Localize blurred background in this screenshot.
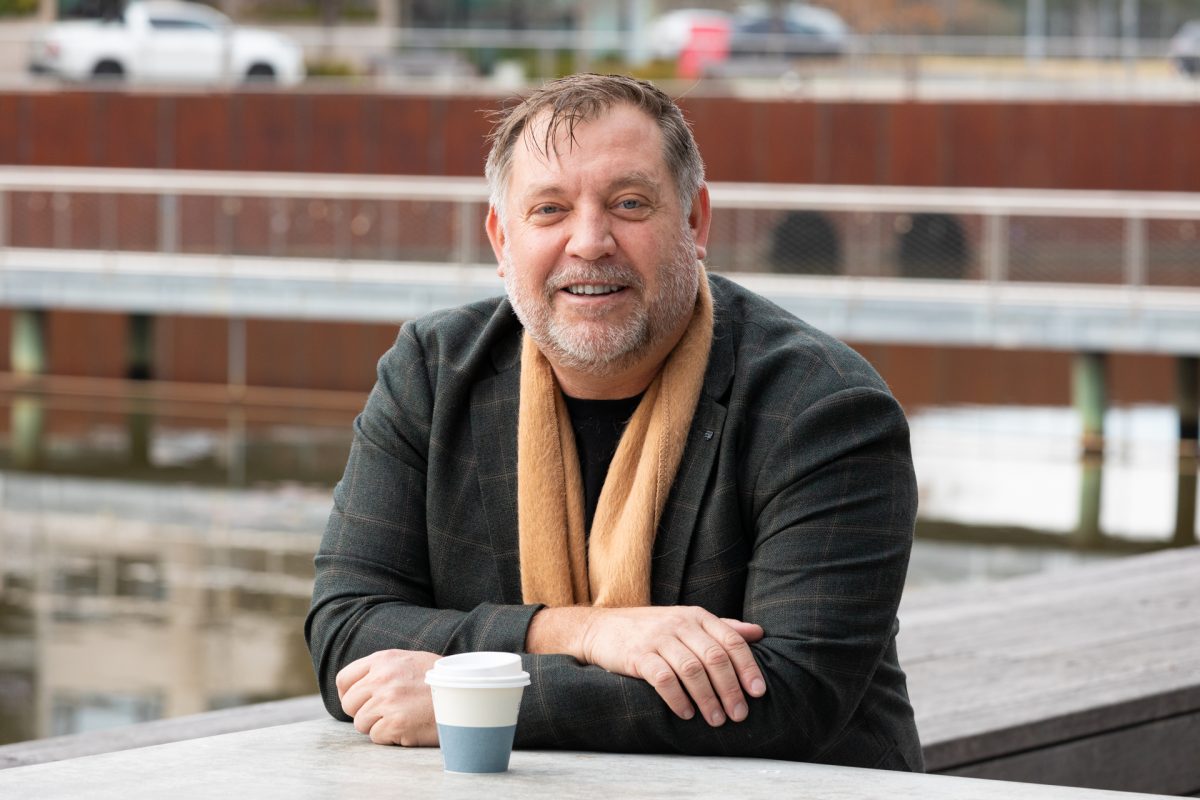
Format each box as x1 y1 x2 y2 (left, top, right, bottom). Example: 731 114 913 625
0 0 1198 751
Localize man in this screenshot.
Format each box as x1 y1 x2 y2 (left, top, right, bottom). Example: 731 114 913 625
306 73 922 770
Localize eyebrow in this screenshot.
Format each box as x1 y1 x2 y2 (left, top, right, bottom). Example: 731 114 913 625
521 171 663 203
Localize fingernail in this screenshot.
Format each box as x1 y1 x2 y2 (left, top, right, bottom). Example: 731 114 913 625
733 702 748 721
710 710 725 726
751 679 766 696
681 707 694 720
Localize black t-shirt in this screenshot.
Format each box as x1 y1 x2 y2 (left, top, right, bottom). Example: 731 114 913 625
562 392 644 534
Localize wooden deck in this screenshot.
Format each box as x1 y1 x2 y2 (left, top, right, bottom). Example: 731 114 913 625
902 545 1200 795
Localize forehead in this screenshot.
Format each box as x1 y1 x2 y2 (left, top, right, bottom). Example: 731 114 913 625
510 104 669 186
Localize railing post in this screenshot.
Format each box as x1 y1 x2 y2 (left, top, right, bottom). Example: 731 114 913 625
52 192 70 250
455 200 477 265
983 213 1008 283
159 193 179 254
1123 214 1146 287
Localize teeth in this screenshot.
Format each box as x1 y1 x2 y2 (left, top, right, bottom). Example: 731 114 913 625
566 284 621 296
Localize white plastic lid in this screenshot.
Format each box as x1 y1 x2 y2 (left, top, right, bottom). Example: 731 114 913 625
424 651 531 689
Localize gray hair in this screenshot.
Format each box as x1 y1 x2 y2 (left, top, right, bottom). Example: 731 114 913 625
484 73 705 224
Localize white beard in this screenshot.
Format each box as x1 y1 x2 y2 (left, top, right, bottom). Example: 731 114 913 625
502 226 700 377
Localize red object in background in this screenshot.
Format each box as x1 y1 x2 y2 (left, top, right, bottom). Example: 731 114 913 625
677 22 730 79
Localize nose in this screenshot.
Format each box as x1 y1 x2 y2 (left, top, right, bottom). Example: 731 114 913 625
565 206 616 262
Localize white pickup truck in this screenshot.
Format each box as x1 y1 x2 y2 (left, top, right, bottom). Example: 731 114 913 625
29 0 306 85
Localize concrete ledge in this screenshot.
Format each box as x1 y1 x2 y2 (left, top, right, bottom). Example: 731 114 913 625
0 695 325 770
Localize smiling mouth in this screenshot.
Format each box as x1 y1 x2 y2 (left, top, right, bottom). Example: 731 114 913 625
563 284 625 296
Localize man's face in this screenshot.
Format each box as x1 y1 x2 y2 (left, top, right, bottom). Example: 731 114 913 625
486 104 711 378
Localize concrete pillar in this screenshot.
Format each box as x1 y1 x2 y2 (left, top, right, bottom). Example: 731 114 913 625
1176 456 1198 547
1179 356 1199 456
11 310 47 469
1075 454 1104 546
127 314 155 467
11 309 47 377
127 314 155 381
11 398 45 470
1177 356 1199 546
1073 352 1107 455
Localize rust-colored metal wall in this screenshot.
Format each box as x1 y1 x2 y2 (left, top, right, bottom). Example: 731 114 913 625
2 90 1199 190
0 90 1189 404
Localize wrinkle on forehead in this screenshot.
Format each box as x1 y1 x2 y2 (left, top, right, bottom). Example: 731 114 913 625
520 102 655 169
521 170 663 203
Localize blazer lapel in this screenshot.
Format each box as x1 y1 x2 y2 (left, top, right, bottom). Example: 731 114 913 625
651 287 735 606
470 337 523 605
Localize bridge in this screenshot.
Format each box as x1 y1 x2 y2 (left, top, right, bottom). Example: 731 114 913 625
1 166 1198 450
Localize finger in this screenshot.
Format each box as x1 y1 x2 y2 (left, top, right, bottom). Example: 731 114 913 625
339 683 371 718
335 656 374 698
674 628 745 724
721 618 765 643
658 639 727 727
634 652 695 721
353 702 382 737
713 619 768 698
369 716 400 746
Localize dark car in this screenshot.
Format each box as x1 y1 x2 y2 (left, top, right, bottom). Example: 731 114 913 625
727 2 849 60
1169 20 1200 76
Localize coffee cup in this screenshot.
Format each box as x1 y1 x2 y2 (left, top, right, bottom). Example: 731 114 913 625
424 651 530 774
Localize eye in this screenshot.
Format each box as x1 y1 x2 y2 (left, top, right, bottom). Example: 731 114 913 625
535 204 561 215
618 199 642 210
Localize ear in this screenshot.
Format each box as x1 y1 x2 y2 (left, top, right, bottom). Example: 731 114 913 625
486 205 507 277
687 184 712 261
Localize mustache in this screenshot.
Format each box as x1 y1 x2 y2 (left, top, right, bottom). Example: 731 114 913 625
544 263 644 294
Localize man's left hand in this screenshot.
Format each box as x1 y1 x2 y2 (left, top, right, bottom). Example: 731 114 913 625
336 649 441 746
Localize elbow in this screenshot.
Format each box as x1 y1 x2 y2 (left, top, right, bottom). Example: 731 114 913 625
304 602 351 722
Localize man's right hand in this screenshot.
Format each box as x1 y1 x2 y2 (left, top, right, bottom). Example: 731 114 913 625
526 606 766 727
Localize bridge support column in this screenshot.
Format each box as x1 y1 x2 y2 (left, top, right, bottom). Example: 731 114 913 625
1076 455 1104 546
1176 356 1198 545
1073 352 1107 455
10 310 47 469
1073 352 1107 543
127 314 155 467
1179 356 1199 455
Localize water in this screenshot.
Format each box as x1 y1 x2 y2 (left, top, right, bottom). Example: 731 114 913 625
0 392 1193 746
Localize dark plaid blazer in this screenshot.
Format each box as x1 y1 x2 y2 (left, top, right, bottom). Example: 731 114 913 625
306 274 923 771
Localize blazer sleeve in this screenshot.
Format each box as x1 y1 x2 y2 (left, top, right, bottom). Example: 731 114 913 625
511 385 917 762
305 324 542 719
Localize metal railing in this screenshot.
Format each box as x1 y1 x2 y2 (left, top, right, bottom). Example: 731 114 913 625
1 166 1198 353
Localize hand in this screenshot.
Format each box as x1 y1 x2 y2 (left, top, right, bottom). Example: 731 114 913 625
579 606 766 727
336 649 441 746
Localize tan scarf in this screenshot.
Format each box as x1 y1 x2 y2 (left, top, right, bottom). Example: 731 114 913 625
517 273 713 608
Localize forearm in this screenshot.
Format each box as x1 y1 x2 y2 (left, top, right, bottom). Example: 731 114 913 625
524 605 591 659
514 642 828 760
306 591 541 719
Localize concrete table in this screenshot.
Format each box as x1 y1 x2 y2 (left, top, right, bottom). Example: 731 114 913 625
0 719 1176 799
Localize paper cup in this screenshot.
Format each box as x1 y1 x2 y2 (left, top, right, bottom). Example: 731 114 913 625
425 652 530 774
